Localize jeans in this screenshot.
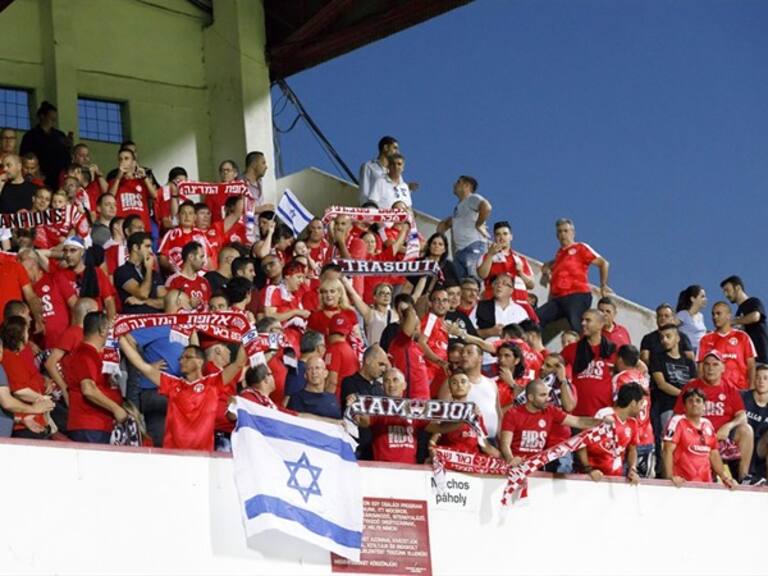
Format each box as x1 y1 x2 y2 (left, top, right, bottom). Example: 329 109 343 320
69 430 111 444
453 240 488 280
537 292 593 333
140 388 168 448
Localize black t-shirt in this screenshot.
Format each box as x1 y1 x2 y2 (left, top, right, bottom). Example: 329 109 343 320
205 270 229 294
741 389 768 476
737 297 768 363
379 322 400 352
0 180 36 213
19 125 70 190
113 261 162 314
641 329 692 359
649 351 697 413
341 373 384 461
445 309 478 342
287 389 341 419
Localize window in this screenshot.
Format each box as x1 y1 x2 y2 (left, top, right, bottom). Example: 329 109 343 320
0 87 31 130
78 98 125 143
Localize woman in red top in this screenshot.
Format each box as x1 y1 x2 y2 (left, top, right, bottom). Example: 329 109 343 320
307 278 357 337
1 316 53 438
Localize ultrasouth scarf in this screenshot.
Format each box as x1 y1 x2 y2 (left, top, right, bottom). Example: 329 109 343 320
336 258 441 277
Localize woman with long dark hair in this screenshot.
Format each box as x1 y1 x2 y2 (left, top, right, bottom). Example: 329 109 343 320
676 285 707 353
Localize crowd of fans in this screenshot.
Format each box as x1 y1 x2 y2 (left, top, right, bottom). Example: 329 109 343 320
0 105 766 490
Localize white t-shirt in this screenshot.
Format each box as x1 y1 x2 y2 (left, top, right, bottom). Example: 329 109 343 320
467 374 499 438
451 193 486 250
359 159 386 204
369 175 411 209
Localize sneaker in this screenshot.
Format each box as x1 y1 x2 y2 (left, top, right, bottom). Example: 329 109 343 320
739 475 767 486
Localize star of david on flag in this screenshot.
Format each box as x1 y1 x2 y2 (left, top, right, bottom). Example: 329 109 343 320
277 189 314 236
231 397 363 560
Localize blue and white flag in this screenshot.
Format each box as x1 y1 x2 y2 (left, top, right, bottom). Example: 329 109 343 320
231 397 363 560
277 189 314 236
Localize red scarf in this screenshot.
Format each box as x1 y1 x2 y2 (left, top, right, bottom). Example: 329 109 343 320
177 180 248 197
322 205 412 225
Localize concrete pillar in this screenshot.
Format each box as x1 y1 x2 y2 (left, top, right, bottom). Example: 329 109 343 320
204 0 276 203
39 0 78 135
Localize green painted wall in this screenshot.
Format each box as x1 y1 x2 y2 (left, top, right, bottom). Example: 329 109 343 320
0 0 275 197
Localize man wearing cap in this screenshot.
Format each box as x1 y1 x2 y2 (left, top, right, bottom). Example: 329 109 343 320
54 236 117 320
324 312 360 397
664 387 736 488
674 350 754 483
697 301 756 390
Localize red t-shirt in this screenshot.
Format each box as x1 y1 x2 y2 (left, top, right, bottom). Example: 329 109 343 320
562 341 617 416
165 272 212 310
550 242 598 298
603 324 631 348
103 241 127 277
158 227 212 272
159 371 224 451
673 379 745 431
325 340 360 398
51 259 116 311
613 368 654 446
664 415 717 482
34 271 76 349
586 407 637 476
239 388 298 415
501 404 567 456
388 332 430 400
307 308 356 337
54 325 84 353
268 352 288 406
3 347 47 430
421 312 448 381
696 330 756 390
62 342 122 432
479 249 533 302
437 416 487 455
308 239 331 266
370 415 427 464
204 360 238 434
0 253 31 322
110 177 152 231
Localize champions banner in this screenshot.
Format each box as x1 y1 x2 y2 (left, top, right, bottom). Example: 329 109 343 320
0 208 65 229
177 180 248 197
345 395 485 440
432 422 618 505
336 259 440 277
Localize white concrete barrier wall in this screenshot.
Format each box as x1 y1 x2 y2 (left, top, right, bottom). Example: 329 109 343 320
0 439 764 576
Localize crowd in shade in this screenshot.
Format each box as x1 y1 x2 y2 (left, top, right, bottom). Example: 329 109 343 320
0 107 766 489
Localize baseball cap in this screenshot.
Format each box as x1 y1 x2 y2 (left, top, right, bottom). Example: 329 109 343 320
329 312 355 337
62 236 85 250
703 350 724 362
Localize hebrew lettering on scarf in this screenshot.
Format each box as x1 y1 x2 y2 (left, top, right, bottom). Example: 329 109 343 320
322 206 413 225
345 395 485 440
431 422 618 505
0 208 65 229
336 258 441 277
177 180 248 197
104 312 288 374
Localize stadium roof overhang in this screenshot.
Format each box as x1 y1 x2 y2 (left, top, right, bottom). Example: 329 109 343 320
264 0 473 79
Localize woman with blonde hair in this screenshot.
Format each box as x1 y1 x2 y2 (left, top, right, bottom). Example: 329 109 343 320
307 277 357 337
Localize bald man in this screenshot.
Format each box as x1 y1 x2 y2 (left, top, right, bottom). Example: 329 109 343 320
0 153 37 212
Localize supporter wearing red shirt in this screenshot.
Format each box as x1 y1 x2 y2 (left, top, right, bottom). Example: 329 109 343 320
697 302 756 390
120 341 247 451
477 221 535 303
17 249 68 344
158 201 212 273
1 316 51 438
324 312 360 398
577 382 645 481
104 214 145 277
419 287 450 387
232 364 297 416
456 277 480 327
107 148 156 232
664 388 736 488
493 342 525 407
537 218 610 333
263 261 311 353
501 378 603 465
53 237 117 319
388 305 431 400
674 351 753 482
307 278 356 337
357 368 453 465
433 371 500 456
203 196 247 269
612 346 654 477
537 354 578 452
305 218 331 266
61 311 124 444
153 166 187 232
597 297 632 348
562 309 617 417
165 241 212 311
0 251 44 331
330 214 366 296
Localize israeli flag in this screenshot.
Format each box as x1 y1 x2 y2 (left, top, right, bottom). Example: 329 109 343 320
231 397 363 561
277 189 314 236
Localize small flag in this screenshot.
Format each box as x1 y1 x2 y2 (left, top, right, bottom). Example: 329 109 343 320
231 398 363 560
404 225 421 260
277 189 314 236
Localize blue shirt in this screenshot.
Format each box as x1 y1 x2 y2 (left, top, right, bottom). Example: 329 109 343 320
287 389 341 419
131 326 184 390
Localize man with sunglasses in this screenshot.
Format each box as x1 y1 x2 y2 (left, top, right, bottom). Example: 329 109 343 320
664 387 736 488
